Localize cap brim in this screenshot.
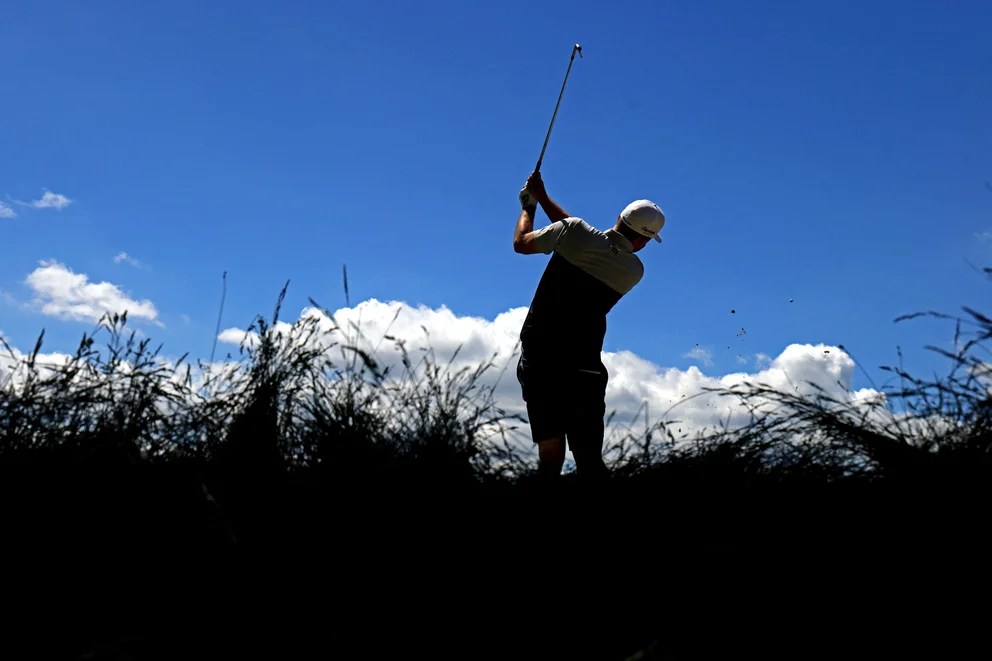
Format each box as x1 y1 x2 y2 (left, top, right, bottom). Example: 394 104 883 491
652 234 662 243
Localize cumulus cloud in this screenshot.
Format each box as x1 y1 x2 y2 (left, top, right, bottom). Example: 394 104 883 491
975 230 992 244
220 300 525 421
218 299 882 443
0 339 73 389
683 346 713 367
24 260 160 325
0 202 15 219
29 191 72 210
217 327 261 349
1 297 891 468
607 343 863 426
113 252 143 268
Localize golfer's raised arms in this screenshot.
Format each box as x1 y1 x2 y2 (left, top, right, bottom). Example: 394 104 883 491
514 172 571 254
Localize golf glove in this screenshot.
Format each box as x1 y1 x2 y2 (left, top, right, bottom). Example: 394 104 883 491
519 186 539 210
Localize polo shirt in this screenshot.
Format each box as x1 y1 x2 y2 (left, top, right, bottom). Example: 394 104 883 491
519 217 644 371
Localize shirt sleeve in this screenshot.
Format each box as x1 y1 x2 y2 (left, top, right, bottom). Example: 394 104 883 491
530 218 576 254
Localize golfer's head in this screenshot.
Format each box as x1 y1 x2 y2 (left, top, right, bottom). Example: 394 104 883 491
617 200 665 251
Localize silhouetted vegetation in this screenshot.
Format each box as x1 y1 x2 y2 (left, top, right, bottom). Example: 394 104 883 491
2 281 989 660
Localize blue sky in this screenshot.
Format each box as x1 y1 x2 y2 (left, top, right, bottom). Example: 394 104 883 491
2 0 990 395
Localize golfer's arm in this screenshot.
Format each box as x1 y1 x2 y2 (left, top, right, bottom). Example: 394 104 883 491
538 195 570 223
513 207 540 254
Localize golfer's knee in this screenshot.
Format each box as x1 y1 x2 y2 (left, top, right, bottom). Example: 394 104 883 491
537 438 565 476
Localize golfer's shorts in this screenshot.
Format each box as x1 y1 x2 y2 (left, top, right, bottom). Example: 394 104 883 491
516 355 608 451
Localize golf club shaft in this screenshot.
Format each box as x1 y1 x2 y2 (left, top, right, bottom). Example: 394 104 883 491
536 44 582 172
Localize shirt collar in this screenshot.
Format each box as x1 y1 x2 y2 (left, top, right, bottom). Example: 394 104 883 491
605 228 634 253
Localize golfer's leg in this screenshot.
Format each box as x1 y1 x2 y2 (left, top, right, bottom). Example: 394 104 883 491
537 437 566 479
571 443 607 480
568 371 609 480
518 357 566 480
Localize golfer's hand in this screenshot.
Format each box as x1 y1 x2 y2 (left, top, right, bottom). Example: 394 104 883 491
519 185 538 210
519 171 548 209
525 171 548 205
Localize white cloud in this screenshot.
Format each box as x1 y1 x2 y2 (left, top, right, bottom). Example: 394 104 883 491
975 231 992 243
218 328 260 349
113 252 143 268
755 353 772 368
0 202 15 219
0 338 73 389
29 191 72 210
218 299 882 446
1 297 891 470
683 346 714 367
602 342 871 434
24 260 160 325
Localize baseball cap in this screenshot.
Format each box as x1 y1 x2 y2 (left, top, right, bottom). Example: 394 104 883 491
620 200 665 243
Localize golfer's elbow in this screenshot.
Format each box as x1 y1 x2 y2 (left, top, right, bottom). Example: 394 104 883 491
514 208 537 253
513 234 537 254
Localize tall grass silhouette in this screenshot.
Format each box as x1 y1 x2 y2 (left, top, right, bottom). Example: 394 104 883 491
0 285 526 478
598 296 992 494
1 277 989 660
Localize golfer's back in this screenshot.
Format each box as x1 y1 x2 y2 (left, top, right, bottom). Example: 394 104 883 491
520 218 643 371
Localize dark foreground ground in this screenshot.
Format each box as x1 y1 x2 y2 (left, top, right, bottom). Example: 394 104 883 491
3 462 989 660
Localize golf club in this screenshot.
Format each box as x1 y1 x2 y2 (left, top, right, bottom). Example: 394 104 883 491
535 43 582 172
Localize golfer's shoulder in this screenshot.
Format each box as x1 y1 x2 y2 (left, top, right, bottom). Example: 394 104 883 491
565 216 593 229
557 216 598 241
